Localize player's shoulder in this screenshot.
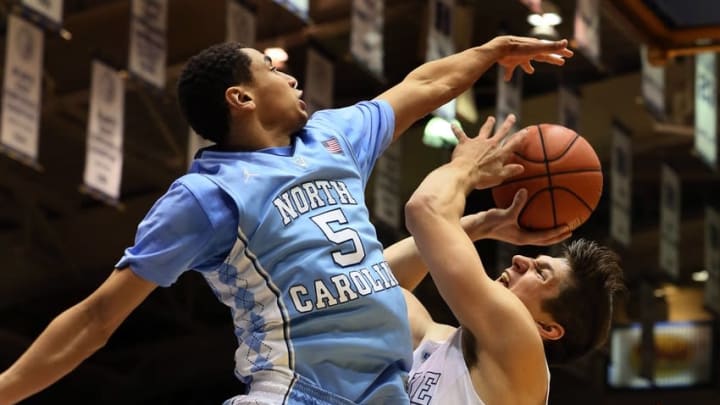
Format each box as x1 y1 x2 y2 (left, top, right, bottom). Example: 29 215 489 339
308 100 391 125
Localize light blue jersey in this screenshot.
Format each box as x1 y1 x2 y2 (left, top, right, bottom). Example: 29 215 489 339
117 100 412 404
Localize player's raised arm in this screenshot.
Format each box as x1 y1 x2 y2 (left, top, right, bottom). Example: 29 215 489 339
376 36 572 140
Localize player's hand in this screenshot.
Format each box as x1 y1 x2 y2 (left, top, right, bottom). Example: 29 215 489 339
450 115 527 191
486 36 574 81
463 188 571 245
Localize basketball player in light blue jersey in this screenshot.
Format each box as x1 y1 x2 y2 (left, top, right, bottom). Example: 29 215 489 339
384 116 625 404
0 37 573 404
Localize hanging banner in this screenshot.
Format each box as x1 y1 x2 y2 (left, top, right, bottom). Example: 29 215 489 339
0 15 44 165
694 52 717 169
427 0 456 121
496 68 522 133
128 0 168 89
21 0 63 26
273 0 309 21
641 46 665 121
187 127 213 169
659 165 681 278
705 206 720 315
226 0 256 45
350 0 384 78
83 61 125 201
373 143 402 231
574 0 601 67
558 86 580 131
304 48 334 115
610 122 632 246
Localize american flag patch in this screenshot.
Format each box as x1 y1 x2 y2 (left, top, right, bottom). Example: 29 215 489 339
322 137 344 154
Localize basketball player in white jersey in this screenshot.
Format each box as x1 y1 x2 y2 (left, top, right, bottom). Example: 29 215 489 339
386 115 624 404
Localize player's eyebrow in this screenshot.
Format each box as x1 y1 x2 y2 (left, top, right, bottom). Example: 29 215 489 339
535 256 556 275
264 55 273 65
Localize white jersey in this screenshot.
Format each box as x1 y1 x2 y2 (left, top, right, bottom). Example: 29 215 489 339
408 328 551 405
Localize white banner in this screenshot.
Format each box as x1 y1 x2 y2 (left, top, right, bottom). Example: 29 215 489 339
427 0 456 120
187 127 213 169
21 0 63 26
304 48 334 115
694 53 717 169
659 165 681 278
350 0 384 77
0 15 44 163
705 206 720 314
83 61 125 201
496 68 522 133
226 0 256 45
574 0 600 67
273 0 309 21
641 46 665 120
558 86 580 131
610 122 632 246
129 0 168 89
373 143 402 231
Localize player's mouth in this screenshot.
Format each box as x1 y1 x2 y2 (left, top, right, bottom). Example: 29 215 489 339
498 271 510 288
298 91 306 110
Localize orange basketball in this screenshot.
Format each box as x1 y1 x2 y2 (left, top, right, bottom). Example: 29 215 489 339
491 124 603 230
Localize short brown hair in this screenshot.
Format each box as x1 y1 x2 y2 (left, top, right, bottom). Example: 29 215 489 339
542 239 625 364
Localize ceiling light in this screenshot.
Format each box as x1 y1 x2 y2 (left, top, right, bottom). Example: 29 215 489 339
264 47 289 63
527 13 562 27
527 1 562 27
692 270 709 283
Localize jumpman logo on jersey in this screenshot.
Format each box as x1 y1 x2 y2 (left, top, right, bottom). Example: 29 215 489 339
294 157 308 167
242 168 258 182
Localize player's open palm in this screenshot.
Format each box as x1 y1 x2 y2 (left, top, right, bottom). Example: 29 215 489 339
491 36 574 81
450 114 527 190
481 188 572 245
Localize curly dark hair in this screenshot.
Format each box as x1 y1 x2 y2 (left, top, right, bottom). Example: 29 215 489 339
177 42 253 144
542 239 625 364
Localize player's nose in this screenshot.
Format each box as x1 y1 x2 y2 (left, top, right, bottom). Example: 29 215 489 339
511 255 530 273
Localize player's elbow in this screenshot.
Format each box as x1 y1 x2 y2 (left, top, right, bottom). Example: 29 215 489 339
405 193 441 233
75 300 115 351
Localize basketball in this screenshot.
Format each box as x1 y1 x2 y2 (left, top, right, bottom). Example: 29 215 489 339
491 124 603 230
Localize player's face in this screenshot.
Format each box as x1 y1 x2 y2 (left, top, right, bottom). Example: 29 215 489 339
242 48 308 133
496 254 571 321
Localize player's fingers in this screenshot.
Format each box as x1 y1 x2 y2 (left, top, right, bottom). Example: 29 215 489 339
538 226 572 245
500 126 528 153
521 61 535 75
492 114 516 141
535 38 569 53
533 53 567 65
477 116 496 139
503 163 525 178
508 188 528 212
451 124 470 143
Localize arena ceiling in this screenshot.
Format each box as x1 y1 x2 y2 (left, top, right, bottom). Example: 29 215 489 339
0 0 718 403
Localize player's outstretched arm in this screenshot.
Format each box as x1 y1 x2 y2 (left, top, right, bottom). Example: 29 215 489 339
386 198 570 292
376 36 572 140
0 268 156 405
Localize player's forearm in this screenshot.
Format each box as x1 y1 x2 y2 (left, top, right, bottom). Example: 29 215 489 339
0 302 109 404
402 43 500 112
384 236 428 291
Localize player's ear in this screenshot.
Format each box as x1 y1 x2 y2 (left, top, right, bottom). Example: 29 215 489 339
226 86 254 112
537 321 564 341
